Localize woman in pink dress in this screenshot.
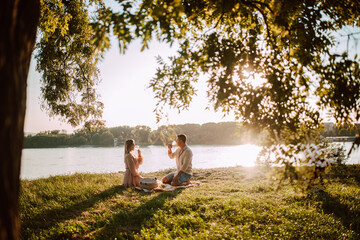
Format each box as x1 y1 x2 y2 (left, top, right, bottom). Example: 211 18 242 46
122 139 143 187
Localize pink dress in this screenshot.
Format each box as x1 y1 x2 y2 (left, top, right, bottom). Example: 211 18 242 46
122 153 143 187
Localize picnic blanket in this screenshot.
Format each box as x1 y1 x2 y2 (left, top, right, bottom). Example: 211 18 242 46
136 180 200 192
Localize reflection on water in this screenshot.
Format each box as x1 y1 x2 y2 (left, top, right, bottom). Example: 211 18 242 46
21 142 359 180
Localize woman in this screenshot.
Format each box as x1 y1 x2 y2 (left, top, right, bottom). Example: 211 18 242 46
122 139 143 188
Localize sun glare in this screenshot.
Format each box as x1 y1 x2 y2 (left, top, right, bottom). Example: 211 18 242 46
232 66 267 89
219 144 262 167
242 70 267 88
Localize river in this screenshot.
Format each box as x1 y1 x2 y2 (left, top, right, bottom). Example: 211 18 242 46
21 142 359 180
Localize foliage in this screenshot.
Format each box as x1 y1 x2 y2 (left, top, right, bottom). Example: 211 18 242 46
99 131 115 146
36 0 186 130
24 128 114 147
84 129 115 146
20 166 360 239
37 0 107 129
24 135 69 148
68 136 88 146
258 142 349 191
322 123 360 137
315 53 360 126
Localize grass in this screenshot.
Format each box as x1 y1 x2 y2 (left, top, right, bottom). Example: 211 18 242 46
20 165 360 239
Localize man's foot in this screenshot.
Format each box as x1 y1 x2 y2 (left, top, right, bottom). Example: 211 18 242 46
171 180 180 186
162 177 169 184
180 180 191 186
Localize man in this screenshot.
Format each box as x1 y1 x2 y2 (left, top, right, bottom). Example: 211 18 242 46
162 134 193 186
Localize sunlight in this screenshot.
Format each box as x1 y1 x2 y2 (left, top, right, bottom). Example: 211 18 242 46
242 70 267 88
216 144 262 168
232 65 267 89
235 144 262 167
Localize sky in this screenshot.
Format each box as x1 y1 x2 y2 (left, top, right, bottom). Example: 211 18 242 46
24 39 236 134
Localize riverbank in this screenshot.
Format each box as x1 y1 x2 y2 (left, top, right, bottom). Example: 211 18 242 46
20 165 360 239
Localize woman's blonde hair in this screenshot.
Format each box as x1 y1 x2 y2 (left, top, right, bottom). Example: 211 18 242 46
124 139 135 156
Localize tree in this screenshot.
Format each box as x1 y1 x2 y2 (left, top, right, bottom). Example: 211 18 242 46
50 130 60 135
99 131 115 146
69 135 88 146
131 125 151 144
1 1 40 239
109 126 135 143
88 129 114 146
1 0 109 237
2 0 360 238
36 0 105 129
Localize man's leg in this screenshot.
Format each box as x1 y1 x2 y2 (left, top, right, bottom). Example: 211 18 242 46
162 172 174 184
178 173 192 186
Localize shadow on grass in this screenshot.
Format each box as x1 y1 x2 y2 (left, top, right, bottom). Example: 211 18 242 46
93 189 184 239
317 191 360 236
21 185 125 238
327 164 360 186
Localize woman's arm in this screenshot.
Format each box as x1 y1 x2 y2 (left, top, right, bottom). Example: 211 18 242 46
137 149 143 165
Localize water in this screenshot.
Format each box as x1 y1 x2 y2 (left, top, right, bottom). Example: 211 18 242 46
21 143 359 180
21 144 261 180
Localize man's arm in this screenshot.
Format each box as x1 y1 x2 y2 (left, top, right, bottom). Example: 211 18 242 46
168 145 177 159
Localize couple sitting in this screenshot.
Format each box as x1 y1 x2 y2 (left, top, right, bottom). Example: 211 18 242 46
122 134 193 188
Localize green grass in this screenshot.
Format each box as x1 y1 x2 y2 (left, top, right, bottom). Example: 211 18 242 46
20 166 360 239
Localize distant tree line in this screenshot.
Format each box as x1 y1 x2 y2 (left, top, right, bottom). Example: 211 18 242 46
322 123 360 137
24 122 263 148
24 122 358 148
24 128 115 148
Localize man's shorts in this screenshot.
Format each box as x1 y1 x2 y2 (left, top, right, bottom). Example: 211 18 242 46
163 172 192 183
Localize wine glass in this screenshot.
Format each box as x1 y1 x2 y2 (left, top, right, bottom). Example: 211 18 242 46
133 145 140 155
168 141 176 149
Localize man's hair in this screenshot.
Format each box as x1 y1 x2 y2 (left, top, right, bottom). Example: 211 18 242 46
177 134 187 144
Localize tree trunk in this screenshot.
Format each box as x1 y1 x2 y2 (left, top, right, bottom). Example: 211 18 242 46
0 0 39 239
